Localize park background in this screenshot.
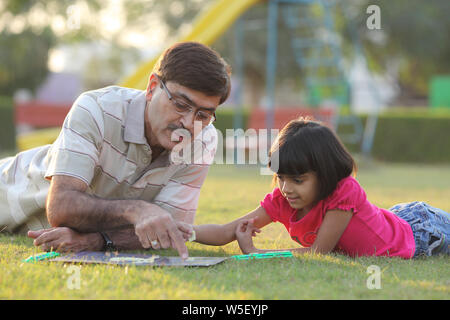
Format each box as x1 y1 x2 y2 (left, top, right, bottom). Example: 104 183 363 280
0 0 449 300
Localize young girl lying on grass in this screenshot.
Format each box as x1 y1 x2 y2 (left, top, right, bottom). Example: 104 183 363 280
188 118 450 259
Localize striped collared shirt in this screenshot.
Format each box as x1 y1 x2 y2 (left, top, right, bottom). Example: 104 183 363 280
0 86 217 233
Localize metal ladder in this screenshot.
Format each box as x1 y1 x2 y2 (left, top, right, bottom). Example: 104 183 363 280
278 0 363 144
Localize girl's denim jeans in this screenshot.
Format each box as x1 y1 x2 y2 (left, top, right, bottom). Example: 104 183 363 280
389 201 450 257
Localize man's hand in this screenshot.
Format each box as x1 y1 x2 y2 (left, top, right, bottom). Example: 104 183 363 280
28 227 104 253
132 204 189 259
45 176 191 258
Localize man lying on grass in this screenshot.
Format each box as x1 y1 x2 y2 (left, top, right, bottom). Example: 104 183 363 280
0 42 231 259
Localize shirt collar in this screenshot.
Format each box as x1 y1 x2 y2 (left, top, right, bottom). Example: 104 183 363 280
124 90 148 145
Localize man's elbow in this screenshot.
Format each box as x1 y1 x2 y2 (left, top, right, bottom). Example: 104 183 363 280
46 207 65 228
46 197 68 227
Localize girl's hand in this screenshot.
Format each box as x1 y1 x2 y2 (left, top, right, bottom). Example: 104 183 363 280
175 221 194 242
235 219 261 254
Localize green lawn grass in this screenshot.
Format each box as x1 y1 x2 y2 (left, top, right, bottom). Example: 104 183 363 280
1 161 449 299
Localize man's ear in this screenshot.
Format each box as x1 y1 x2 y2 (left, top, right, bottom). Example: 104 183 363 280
146 73 159 100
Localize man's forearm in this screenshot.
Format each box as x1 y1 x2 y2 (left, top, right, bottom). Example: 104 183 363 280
47 189 149 232
46 176 189 258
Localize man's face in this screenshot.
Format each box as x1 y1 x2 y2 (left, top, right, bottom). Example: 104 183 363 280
144 74 221 151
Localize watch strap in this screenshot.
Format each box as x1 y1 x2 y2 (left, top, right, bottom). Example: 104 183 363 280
99 231 116 252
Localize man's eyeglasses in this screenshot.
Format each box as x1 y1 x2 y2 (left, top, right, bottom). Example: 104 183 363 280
156 75 216 126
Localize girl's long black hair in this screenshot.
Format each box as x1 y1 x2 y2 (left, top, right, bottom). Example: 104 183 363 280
268 117 357 201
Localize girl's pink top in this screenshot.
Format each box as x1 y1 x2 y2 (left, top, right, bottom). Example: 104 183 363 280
260 176 415 258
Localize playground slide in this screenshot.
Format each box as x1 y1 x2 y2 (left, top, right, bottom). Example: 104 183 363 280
120 0 260 89
18 0 260 151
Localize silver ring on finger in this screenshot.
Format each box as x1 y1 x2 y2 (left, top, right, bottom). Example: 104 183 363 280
151 240 159 248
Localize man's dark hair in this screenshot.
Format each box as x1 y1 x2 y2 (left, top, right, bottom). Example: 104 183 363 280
268 117 357 201
153 41 232 104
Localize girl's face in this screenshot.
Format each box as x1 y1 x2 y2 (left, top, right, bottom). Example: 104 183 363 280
277 172 320 212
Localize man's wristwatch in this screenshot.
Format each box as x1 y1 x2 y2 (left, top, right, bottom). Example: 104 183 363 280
99 231 117 252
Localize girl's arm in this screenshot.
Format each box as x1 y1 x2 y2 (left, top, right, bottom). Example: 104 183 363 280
309 209 353 254
193 206 273 246
237 209 353 255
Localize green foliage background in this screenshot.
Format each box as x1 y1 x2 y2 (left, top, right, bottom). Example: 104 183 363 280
214 108 450 163
0 96 16 152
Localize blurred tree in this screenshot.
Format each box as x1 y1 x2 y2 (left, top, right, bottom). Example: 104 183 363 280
0 0 102 95
212 3 304 106
123 0 209 38
0 27 54 96
0 0 145 95
340 0 450 98
122 0 302 106
2 0 448 102
143 0 450 102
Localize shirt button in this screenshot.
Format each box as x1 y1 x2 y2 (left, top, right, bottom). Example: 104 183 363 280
142 157 149 164
143 145 150 152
